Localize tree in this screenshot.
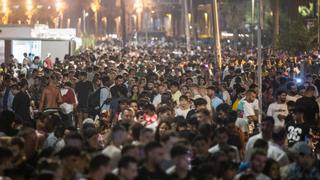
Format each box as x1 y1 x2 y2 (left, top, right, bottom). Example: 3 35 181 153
272 0 280 49
278 17 311 53
219 0 248 50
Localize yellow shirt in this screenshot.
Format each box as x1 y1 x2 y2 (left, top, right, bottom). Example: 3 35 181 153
232 99 240 111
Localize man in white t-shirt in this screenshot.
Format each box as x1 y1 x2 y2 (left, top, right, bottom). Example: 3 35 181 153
244 116 288 167
267 90 288 128
153 84 167 108
236 89 257 136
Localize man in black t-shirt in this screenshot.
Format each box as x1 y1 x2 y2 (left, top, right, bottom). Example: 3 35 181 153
110 75 128 98
12 79 32 125
286 107 310 147
136 142 168 180
295 86 319 128
75 72 94 128
110 75 128 112
169 145 193 180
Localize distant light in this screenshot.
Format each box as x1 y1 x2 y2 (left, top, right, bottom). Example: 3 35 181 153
13 5 20 9
2 0 8 14
85 12 89 17
48 6 51 9
37 5 43 9
55 0 65 12
151 10 155 14
221 31 234 37
26 0 33 11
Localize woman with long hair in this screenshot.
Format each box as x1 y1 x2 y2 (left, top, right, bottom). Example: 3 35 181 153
130 85 139 101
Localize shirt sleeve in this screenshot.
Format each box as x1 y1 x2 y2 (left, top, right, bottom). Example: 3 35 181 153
267 104 273 116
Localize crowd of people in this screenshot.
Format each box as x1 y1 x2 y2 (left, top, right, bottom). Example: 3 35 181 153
0 44 320 180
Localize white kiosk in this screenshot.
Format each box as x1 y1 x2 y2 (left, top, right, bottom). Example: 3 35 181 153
0 24 81 64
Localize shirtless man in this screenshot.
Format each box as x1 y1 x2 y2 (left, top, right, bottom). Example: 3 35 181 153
39 74 62 113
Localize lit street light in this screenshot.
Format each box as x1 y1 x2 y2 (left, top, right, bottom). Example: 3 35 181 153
26 0 34 24
91 0 101 35
1 0 9 24
134 0 143 31
56 0 65 28
102 17 107 35
83 10 89 34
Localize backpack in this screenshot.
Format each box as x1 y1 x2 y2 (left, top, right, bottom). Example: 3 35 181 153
88 88 103 115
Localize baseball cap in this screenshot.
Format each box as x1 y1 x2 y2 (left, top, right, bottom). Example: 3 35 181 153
289 142 312 156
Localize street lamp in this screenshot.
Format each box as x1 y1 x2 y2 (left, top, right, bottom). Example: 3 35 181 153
134 0 143 31
166 13 172 36
83 10 89 34
77 18 81 31
251 0 255 48
56 0 65 28
67 18 70 28
91 0 101 35
1 0 9 24
26 0 33 24
102 17 107 35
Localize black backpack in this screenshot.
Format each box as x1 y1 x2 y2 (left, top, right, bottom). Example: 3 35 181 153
88 87 103 115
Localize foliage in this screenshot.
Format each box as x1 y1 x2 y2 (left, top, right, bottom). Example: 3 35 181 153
278 17 313 53
82 35 96 48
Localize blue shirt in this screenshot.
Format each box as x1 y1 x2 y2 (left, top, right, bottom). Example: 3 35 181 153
211 96 223 110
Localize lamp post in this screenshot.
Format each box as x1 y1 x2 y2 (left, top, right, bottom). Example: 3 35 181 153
318 0 320 45
212 0 222 74
134 0 143 32
183 0 191 53
56 0 65 28
1 0 9 24
26 0 33 24
257 0 263 121
83 10 89 34
121 0 127 47
251 0 255 48
102 17 107 35
91 0 101 35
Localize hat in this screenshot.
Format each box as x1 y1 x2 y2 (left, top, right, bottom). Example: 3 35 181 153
289 142 312 156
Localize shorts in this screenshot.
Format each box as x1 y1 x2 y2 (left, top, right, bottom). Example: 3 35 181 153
43 108 60 115
60 112 75 128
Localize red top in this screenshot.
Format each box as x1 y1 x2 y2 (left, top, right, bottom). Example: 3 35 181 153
62 88 76 104
44 57 53 69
